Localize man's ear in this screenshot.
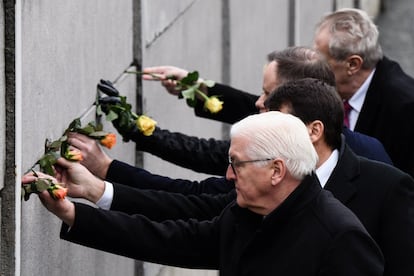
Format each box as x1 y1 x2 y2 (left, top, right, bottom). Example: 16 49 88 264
346 55 363 75
307 120 324 143
271 159 285 186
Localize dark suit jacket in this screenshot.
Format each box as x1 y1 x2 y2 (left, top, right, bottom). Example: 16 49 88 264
354 56 414 176
61 175 384 276
105 136 414 276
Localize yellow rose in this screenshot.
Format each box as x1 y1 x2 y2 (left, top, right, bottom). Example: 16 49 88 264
204 96 223 113
136 115 157 136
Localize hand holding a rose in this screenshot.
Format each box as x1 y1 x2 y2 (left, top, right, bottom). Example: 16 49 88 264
67 132 113 179
22 156 106 207
142 65 192 96
52 157 106 203
22 171 75 227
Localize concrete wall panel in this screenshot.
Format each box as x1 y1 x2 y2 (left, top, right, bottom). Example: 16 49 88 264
295 0 333 46
19 1 136 275
141 1 222 275
0 0 4 201
142 0 223 181
230 0 290 95
0 0 4 260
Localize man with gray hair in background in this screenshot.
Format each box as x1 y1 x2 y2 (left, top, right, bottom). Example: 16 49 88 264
313 8 414 177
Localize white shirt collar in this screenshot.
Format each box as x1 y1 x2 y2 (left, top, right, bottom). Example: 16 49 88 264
316 149 339 187
347 69 376 130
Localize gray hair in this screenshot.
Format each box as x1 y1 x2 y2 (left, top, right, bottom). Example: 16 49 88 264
314 8 383 69
267 46 336 87
230 111 318 180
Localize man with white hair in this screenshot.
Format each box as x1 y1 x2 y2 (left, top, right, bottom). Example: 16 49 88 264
23 111 384 275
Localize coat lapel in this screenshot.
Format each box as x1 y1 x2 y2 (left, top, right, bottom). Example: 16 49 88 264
355 57 389 133
324 137 359 204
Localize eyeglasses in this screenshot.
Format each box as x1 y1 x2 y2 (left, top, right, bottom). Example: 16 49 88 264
228 156 274 176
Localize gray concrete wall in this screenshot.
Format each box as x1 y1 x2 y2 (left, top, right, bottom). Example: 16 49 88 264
19 1 136 276
0 0 5 271
377 0 414 76
142 0 224 182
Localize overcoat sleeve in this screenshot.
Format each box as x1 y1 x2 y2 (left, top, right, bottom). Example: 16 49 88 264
194 83 258 124
106 159 235 195
129 127 229 176
61 202 221 269
379 172 414 275
110 182 236 221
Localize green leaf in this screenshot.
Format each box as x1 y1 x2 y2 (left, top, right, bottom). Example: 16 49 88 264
181 87 196 100
22 188 28 201
180 71 199 85
106 110 119 121
35 179 50 192
79 124 95 135
38 153 57 168
67 118 82 131
60 141 69 158
89 131 107 138
48 140 62 151
37 152 58 176
203 80 215 87
96 105 104 116
95 123 104 131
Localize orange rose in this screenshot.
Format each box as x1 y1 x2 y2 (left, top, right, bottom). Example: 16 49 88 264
48 183 68 200
100 133 116 149
64 148 83 161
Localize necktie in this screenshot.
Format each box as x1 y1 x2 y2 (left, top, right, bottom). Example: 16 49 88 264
343 100 352 128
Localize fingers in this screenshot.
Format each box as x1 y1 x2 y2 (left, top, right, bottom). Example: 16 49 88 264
142 73 166 81
142 66 170 80
21 173 37 184
55 157 75 169
38 190 75 226
67 132 93 144
142 66 188 81
67 132 97 158
22 171 55 184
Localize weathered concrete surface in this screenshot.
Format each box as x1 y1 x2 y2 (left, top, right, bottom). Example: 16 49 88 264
377 0 414 76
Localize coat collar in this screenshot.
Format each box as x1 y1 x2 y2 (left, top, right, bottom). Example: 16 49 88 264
324 135 360 203
231 173 322 228
355 56 394 132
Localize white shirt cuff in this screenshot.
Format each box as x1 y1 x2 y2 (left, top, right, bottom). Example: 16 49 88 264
95 181 114 210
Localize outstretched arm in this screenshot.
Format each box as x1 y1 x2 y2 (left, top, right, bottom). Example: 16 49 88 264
107 159 235 195
110 183 236 221
128 127 230 176
142 65 259 124
194 83 259 124
60 203 222 269
23 174 222 269
68 132 235 194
